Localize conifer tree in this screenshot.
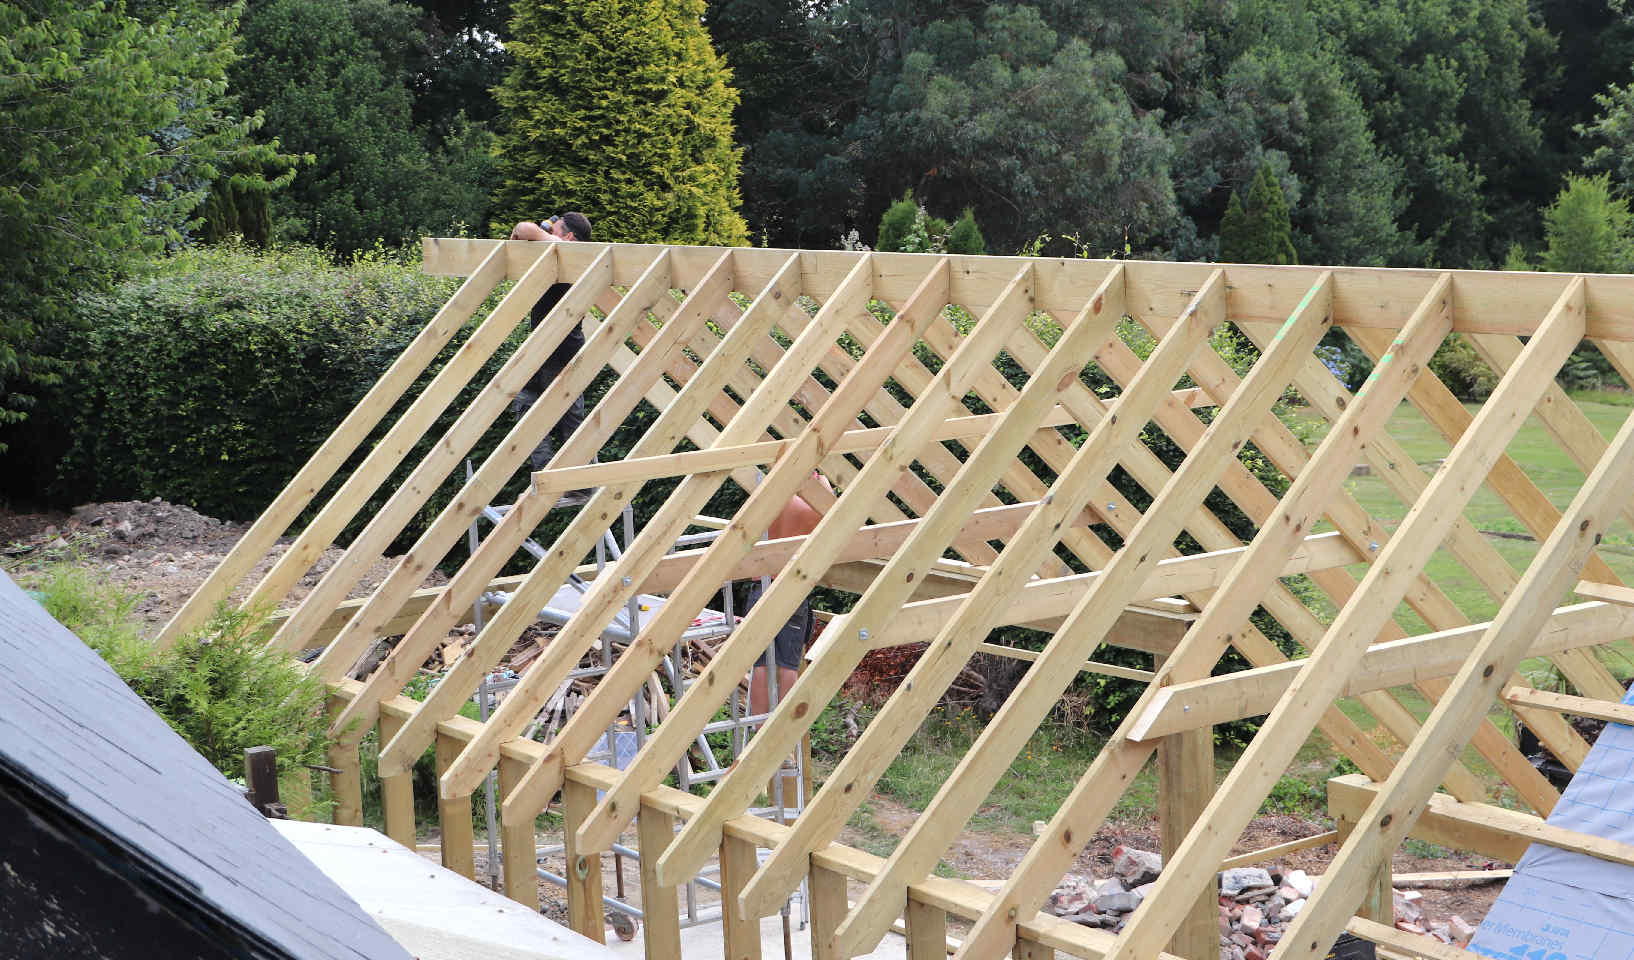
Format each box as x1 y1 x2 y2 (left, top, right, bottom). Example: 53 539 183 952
493 0 748 245
947 208 986 255
1218 162 1298 265
1541 173 1634 274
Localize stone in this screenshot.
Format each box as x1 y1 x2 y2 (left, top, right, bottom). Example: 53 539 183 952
1231 933 1253 948
1239 906 1263 933
1277 898 1305 922
1093 877 1129 897
1093 890 1144 914
1392 890 1422 923
1220 867 1275 897
1047 877 1093 916
1396 921 1426 935
1450 916 1477 942
1245 946 1266 960
1234 886 1277 903
1284 869 1314 898
1430 923 1452 944
1113 845 1164 886
1135 882 1157 900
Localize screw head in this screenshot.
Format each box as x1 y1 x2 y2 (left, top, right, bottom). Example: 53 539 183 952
859 628 870 641
622 576 632 586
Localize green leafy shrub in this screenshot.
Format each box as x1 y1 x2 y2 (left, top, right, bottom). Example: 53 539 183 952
26 564 330 782
1428 333 1499 401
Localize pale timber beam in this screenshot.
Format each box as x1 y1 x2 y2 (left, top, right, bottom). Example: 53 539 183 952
1129 601 1634 738
158 245 510 648
1097 275 1586 960
1501 686 1634 727
268 246 612 655
1279 394 1634 960
843 269 1321 958
1577 580 1634 607
529 405 1083 495
864 530 1362 650
421 239 1634 341
571 261 1049 855
954 273 1456 960
650 265 1129 890
1326 774 1634 866
471 256 944 813
374 250 795 776
328 248 684 740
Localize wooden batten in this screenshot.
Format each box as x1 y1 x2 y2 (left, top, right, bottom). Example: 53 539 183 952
169 240 1634 960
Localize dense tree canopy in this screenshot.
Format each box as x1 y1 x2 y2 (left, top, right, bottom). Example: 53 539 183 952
234 0 494 252
15 0 1634 462
0 0 281 450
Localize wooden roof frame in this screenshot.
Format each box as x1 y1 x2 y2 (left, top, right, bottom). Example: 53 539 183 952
164 240 1634 960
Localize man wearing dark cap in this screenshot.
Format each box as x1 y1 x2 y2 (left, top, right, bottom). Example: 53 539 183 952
508 213 594 492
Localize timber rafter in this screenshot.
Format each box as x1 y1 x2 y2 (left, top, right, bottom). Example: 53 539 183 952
172 240 1634 960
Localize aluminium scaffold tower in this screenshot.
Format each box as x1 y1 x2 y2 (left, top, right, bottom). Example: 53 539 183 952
165 239 1634 960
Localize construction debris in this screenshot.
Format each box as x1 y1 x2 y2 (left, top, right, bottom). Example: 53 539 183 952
1043 847 1488 956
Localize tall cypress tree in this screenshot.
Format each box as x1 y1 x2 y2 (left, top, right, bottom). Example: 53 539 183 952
493 0 748 245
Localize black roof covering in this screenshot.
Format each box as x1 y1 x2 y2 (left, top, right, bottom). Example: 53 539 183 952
0 570 410 960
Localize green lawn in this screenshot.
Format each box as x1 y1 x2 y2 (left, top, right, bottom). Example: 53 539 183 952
1283 394 1634 643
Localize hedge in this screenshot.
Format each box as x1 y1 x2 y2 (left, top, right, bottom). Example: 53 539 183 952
36 244 466 522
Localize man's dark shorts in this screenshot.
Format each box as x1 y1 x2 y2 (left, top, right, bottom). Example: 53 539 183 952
743 580 814 671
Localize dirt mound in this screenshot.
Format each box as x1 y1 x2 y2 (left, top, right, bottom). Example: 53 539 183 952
3 498 436 631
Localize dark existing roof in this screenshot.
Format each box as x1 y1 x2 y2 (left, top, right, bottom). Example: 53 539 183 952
0 570 410 960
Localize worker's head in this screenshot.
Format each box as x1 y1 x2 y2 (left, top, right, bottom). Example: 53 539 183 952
551 212 593 242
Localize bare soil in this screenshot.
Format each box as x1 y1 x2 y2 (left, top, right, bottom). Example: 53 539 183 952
0 498 435 630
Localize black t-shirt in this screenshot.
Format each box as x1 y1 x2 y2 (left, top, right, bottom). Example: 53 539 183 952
528 281 584 391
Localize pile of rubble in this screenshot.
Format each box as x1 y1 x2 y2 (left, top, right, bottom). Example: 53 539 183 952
1045 846 1480 959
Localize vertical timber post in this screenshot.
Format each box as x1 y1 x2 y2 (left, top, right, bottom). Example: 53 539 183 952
809 864 848 960
1159 705 1217 959
1336 811 1394 924
638 801 682 960
564 777 606 943
497 755 537 906
328 695 364 827
435 732 476 879
906 895 949 960
721 833 762 960
377 712 416 849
